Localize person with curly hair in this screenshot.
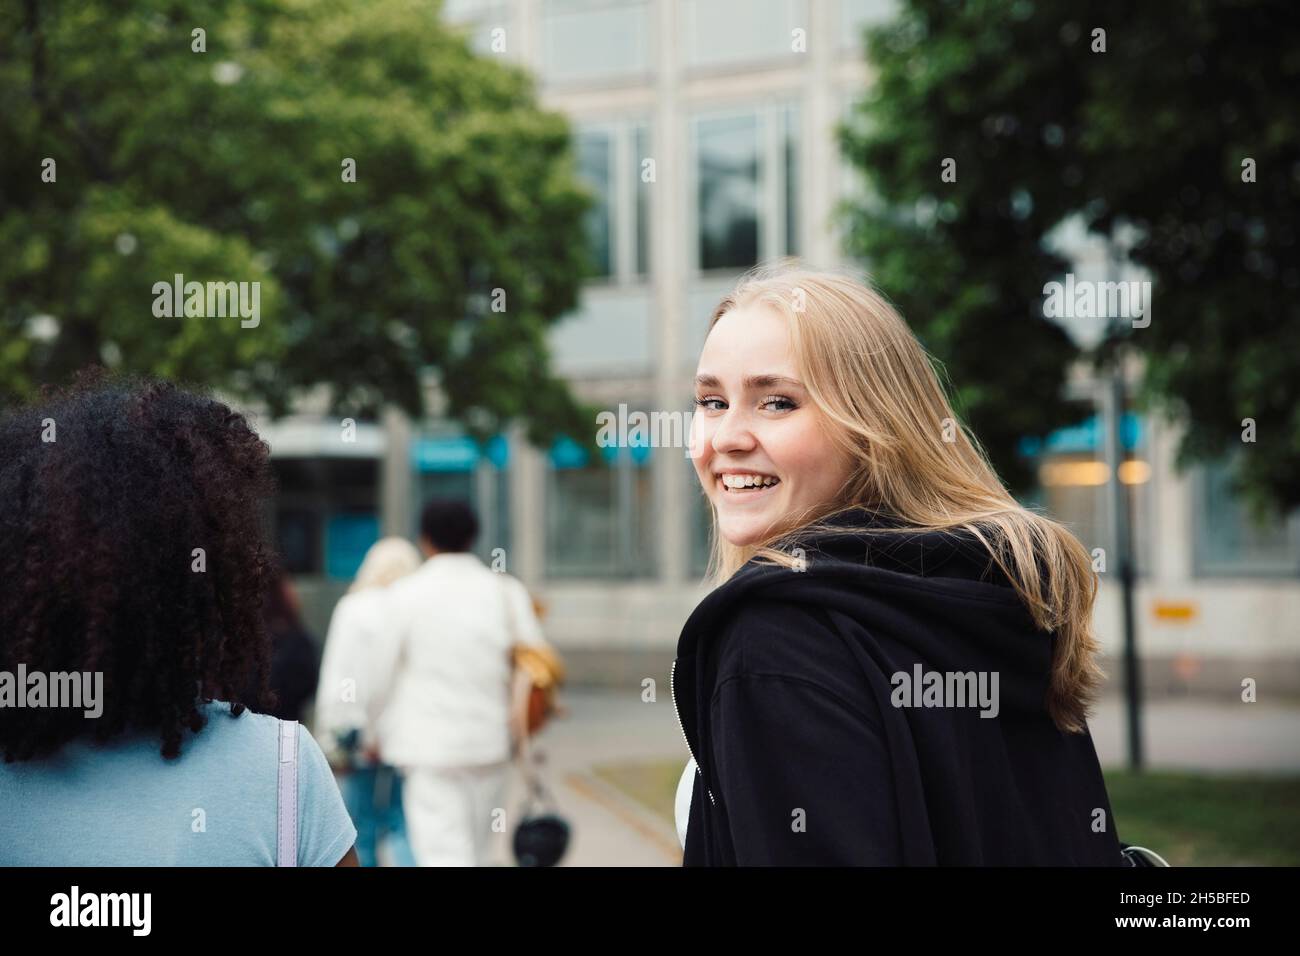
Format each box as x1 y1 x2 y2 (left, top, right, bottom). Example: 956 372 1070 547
0 372 358 866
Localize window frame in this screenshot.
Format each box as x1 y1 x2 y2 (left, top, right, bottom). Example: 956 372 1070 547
543 435 658 581
1191 457 1300 579
687 99 803 278
574 117 654 287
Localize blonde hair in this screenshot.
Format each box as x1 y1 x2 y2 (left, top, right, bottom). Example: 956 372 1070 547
703 261 1104 734
350 536 421 592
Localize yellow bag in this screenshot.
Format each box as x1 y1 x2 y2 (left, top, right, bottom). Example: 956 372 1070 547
511 642 566 735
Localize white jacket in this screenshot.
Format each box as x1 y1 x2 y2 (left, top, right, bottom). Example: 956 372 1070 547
369 553 546 769
315 587 397 753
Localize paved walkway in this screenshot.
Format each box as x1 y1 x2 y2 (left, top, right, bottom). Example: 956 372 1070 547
487 689 1300 867
496 688 687 866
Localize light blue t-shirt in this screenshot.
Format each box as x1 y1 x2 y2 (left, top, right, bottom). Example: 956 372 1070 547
0 701 357 866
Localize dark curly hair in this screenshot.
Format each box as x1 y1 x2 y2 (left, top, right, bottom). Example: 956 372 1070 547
0 370 277 761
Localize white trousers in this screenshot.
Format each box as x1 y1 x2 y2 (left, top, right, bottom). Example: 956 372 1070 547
402 761 511 866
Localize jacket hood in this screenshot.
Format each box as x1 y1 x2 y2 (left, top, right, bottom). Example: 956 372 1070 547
672 508 1059 794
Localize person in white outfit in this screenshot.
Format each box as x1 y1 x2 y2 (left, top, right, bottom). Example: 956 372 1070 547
316 537 423 867
316 537 423 754
370 498 547 867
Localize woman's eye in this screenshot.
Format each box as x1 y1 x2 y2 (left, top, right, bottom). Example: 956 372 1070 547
693 394 795 412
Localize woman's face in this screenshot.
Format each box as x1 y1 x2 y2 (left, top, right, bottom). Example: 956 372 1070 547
691 302 855 547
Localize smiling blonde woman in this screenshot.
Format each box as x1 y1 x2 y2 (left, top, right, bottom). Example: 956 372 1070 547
672 262 1123 866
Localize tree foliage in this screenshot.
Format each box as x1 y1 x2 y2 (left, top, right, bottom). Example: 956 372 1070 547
841 0 1299 509
1 0 595 445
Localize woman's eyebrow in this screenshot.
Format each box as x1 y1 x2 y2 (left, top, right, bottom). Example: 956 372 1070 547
694 373 804 390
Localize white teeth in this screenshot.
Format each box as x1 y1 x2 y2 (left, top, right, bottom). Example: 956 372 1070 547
721 474 779 490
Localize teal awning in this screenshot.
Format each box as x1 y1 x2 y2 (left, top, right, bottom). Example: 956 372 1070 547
411 433 510 472
1018 413 1143 457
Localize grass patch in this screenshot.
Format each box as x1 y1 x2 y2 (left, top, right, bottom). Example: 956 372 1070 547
1104 768 1300 866
591 760 682 828
591 759 1300 865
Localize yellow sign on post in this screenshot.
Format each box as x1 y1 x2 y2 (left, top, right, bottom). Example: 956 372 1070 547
1152 601 1197 622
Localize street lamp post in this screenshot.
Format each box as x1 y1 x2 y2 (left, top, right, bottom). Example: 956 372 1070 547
1102 358 1143 771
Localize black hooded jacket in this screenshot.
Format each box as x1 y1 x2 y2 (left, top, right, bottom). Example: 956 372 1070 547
672 508 1123 866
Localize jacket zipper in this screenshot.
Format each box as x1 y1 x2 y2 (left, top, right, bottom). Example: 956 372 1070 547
670 657 717 806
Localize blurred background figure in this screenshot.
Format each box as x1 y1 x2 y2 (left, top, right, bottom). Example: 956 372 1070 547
263 564 320 723
373 498 553 866
317 537 423 867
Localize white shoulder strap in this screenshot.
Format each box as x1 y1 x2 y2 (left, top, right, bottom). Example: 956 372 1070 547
276 719 299 867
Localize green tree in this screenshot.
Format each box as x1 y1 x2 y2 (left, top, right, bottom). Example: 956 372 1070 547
1 0 594 445
840 0 1299 509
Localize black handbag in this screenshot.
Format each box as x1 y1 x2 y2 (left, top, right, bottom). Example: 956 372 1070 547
502 583 571 867
510 747 570 867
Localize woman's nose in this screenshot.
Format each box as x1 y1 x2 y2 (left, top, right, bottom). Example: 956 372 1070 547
710 408 757 454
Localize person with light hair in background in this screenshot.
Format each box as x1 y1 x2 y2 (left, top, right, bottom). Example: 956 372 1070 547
673 262 1123 866
316 536 423 867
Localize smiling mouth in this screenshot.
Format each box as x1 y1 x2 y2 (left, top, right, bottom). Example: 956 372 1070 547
718 474 781 494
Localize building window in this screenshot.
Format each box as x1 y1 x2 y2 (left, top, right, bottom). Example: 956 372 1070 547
576 129 615 278
271 457 380 578
1019 411 1153 575
575 120 652 283
696 113 758 270
276 507 321 576
541 0 653 86
1193 455 1300 577
783 104 800 257
692 104 801 273
545 435 656 578
684 0 807 71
